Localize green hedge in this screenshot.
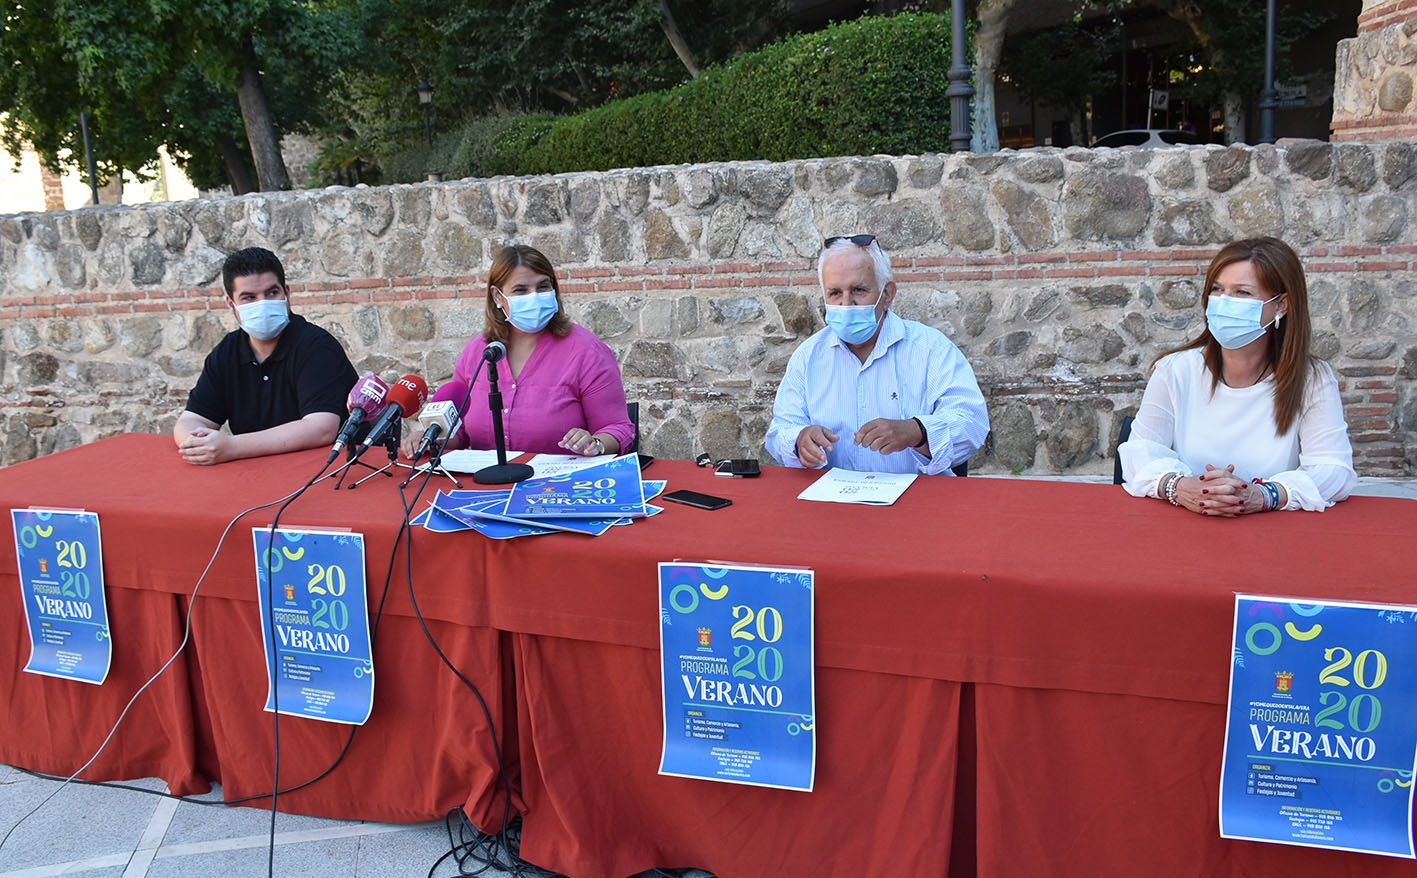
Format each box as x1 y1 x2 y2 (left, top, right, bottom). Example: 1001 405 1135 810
375 13 956 182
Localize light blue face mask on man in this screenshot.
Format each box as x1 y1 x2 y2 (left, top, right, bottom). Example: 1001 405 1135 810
500 290 559 333
825 303 880 345
1205 293 1280 349
236 298 290 341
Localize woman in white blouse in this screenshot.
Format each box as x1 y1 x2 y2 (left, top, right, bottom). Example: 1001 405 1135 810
1120 237 1356 515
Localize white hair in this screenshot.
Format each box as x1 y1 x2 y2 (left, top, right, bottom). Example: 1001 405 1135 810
817 237 893 292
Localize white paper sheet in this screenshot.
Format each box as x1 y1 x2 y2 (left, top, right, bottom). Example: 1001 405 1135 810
796 468 916 506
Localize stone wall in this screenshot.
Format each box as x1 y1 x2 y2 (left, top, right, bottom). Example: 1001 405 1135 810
3 141 1416 475
1332 0 1417 142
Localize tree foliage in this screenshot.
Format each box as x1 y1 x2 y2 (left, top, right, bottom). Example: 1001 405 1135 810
1000 18 1119 120
0 0 360 192
321 0 790 172
1153 0 1330 107
371 13 960 183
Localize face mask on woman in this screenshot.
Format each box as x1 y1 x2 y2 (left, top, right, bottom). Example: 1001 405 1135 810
1205 294 1280 349
236 299 290 341
825 303 880 345
499 290 559 333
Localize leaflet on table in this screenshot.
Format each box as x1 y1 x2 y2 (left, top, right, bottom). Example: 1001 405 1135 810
658 562 816 791
501 453 647 518
430 449 526 473
252 528 374 725
413 487 512 526
1219 595 1417 858
612 503 664 524
455 500 622 537
10 508 111 685
527 453 615 478
797 467 916 506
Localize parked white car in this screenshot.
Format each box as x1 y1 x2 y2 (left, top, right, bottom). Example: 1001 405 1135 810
1091 129 1206 148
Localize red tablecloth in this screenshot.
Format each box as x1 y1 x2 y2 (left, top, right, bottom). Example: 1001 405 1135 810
472 458 1417 877
4 435 1416 876
0 434 513 825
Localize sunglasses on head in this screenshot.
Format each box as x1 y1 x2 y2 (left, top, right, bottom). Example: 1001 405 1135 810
823 234 877 249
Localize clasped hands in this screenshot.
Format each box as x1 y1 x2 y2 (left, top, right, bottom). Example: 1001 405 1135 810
177 428 231 466
1172 465 1269 517
795 418 924 468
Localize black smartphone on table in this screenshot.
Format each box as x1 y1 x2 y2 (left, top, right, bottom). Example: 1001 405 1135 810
714 459 761 478
662 489 732 510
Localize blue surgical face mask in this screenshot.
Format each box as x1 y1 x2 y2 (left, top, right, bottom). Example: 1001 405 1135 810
236 298 290 341
499 290 559 333
1205 294 1280 349
825 302 881 345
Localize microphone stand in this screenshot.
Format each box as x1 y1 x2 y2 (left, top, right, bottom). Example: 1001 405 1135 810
399 433 463 489
333 421 391 489
474 357 533 485
349 421 402 489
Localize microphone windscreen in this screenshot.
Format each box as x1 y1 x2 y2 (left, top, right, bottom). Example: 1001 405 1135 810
430 380 471 418
484 341 507 363
386 374 429 416
347 373 390 418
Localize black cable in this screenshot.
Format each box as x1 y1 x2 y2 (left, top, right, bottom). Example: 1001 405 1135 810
256 434 447 875
258 452 349 877
432 808 557 878
0 453 356 857
395 443 533 877
11 448 443 876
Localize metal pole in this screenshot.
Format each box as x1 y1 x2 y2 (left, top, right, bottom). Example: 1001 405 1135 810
79 111 99 205
1259 0 1277 143
947 0 974 152
422 104 433 150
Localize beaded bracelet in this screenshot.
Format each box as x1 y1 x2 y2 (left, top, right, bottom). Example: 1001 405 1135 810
1161 472 1182 506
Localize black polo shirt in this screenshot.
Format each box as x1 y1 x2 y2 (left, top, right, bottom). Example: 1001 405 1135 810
185 313 358 435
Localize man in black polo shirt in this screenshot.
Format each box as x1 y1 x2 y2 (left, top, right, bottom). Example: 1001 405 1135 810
173 248 358 465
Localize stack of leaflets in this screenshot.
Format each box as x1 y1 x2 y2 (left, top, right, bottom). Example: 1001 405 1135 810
412 454 666 539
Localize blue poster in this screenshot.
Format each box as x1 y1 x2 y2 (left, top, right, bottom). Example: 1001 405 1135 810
1220 595 1417 858
502 454 647 518
10 508 111 685
658 562 815 791
252 528 374 725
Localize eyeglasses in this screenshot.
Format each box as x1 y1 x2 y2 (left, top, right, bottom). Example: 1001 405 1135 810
823 234 877 249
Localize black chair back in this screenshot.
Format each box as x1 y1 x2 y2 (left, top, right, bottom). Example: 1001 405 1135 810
1113 415 1135 485
626 402 640 453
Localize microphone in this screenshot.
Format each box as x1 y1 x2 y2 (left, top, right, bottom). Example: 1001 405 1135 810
429 379 471 419
413 400 462 462
358 374 428 452
331 373 390 455
483 341 507 363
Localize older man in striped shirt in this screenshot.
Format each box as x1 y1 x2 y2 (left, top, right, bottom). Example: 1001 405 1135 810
765 235 989 476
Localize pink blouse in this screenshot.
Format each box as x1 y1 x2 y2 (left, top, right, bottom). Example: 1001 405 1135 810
448 324 635 455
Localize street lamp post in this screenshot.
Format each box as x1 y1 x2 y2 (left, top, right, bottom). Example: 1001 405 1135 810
1258 0 1278 144
417 78 440 182
79 111 99 205
947 0 974 152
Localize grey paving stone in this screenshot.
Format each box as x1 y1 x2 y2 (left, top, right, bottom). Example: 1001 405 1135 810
0 773 163 870
146 835 359 877
161 785 356 845
13 864 128 878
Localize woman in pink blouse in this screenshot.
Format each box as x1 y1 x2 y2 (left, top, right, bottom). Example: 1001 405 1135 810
406 244 635 456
